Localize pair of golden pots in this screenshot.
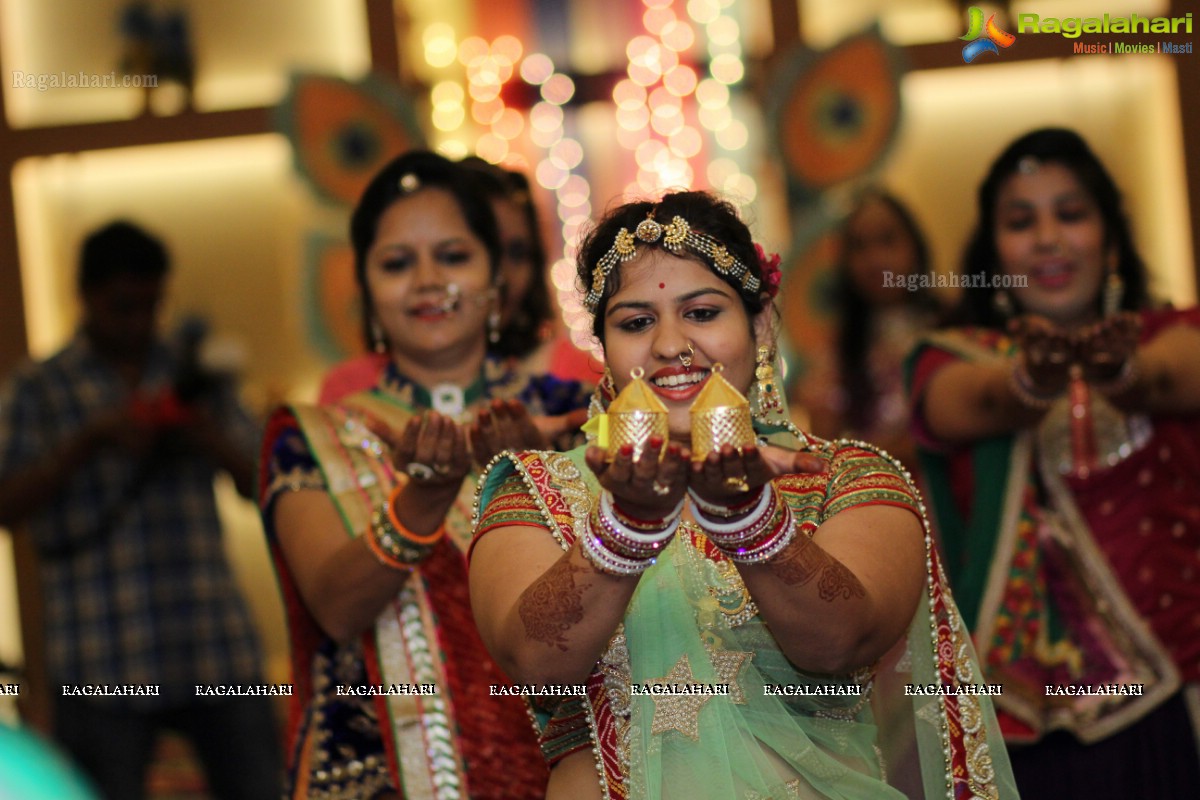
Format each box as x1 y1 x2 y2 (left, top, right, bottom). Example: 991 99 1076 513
606 365 754 462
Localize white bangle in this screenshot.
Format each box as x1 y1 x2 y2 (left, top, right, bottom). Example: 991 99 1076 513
687 485 765 519
580 531 655 576
689 482 774 536
600 491 683 544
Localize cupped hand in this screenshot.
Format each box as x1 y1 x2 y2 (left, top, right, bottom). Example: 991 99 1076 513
1073 312 1141 384
533 407 590 450
1010 315 1074 394
469 399 550 466
370 411 471 491
585 436 689 520
689 443 825 508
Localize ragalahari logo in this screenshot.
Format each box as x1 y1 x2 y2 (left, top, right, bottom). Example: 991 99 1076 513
961 7 1016 63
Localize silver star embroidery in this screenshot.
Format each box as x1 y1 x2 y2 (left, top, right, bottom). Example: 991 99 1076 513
707 646 752 704
647 654 710 742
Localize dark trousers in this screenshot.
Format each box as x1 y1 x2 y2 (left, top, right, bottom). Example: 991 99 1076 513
54 694 283 800
1009 691 1200 799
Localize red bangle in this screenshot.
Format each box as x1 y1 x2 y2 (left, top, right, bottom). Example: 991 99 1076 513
714 501 797 565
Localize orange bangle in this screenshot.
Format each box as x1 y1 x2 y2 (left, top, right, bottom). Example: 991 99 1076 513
366 484 445 569
385 484 444 545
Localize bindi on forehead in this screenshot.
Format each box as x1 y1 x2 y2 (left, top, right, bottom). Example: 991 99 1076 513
659 283 665 289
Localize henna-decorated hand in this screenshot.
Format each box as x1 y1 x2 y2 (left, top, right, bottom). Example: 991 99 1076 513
469 402 590 465
584 436 689 521
371 411 471 492
1010 315 1074 395
1073 312 1141 384
533 407 590 451
469 399 551 466
689 443 825 510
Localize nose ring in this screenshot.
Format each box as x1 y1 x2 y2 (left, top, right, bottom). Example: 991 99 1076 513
679 342 695 370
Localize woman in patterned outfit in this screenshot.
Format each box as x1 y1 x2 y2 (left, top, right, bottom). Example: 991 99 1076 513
469 191 1018 799
797 188 940 470
907 128 1200 797
259 151 590 799
317 156 561 404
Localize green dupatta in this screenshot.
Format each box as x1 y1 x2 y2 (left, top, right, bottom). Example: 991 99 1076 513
476 434 1019 799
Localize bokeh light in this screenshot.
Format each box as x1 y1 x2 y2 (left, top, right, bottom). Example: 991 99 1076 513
550 138 584 170
520 53 555 85
423 23 458 68
710 53 745 84
457 36 489 66
613 79 648 110
420 1 759 361
475 133 508 163
706 15 740 47
686 0 720 24
541 74 576 105
715 118 749 150
492 108 525 140
661 20 696 52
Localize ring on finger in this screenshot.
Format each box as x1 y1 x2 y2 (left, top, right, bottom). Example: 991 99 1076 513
651 481 671 497
406 462 436 482
724 476 750 493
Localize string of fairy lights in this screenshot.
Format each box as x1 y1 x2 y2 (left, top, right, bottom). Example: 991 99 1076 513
417 0 753 353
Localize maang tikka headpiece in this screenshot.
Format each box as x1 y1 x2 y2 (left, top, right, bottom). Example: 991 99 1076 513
584 213 761 311
398 172 421 193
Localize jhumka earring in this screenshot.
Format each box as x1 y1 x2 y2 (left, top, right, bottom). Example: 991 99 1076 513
370 319 387 353
487 309 501 344
751 345 787 427
1103 269 1124 317
992 289 1015 320
600 366 615 393
581 367 614 443
586 366 616 422
485 284 503 344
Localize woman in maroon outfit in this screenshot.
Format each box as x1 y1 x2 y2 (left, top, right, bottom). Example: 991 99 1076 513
907 127 1200 798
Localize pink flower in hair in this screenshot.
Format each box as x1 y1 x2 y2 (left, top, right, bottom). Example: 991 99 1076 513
754 243 783 298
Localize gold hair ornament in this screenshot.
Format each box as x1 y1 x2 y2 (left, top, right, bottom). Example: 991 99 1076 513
398 172 421 193
584 213 761 311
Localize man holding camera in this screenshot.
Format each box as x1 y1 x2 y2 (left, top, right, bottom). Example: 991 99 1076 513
0 221 281 799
